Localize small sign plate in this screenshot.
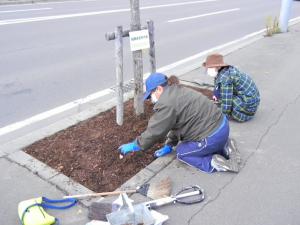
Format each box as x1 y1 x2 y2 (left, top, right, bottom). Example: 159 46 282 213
129 29 150 51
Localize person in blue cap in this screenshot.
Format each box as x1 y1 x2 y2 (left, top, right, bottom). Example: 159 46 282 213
118 73 241 173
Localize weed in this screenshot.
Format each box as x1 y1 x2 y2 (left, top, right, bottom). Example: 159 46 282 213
265 16 281 37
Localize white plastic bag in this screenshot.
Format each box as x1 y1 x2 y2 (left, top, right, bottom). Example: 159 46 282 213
86 220 110 225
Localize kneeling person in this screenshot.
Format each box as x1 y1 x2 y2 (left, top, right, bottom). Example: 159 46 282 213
118 73 240 173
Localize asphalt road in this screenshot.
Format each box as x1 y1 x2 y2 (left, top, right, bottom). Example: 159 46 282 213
1 0 300 128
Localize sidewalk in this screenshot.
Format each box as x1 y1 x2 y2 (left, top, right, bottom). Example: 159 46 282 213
1 23 300 225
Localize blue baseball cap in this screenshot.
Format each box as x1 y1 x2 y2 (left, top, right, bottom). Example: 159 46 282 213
143 73 168 100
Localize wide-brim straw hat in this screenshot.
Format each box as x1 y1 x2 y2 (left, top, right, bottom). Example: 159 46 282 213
202 53 228 68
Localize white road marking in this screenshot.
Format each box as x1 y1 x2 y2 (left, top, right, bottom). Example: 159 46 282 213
157 29 266 73
1 16 300 137
289 16 300 24
0 89 112 136
0 8 52 13
0 0 217 26
0 9 129 25
142 0 217 10
167 8 240 23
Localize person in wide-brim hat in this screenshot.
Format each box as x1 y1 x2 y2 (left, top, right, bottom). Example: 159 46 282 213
202 53 228 68
117 72 241 173
202 53 260 122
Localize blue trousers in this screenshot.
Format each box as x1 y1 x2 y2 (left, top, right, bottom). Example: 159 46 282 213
176 116 229 173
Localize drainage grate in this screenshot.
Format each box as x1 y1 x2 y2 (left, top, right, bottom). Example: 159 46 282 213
110 79 136 93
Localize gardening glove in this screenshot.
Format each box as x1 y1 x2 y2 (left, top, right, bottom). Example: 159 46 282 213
212 95 218 102
154 145 172 158
118 140 141 156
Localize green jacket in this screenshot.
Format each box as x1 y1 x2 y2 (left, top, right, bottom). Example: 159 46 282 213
137 85 223 150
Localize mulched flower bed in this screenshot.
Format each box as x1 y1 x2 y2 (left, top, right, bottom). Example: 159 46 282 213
24 86 213 193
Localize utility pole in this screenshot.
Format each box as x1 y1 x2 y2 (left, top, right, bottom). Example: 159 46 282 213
130 0 144 115
279 0 293 32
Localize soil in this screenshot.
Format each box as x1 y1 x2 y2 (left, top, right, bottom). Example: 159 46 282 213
24 86 213 192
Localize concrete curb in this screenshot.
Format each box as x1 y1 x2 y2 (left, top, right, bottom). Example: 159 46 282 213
1 19 300 207
6 150 94 207
119 154 176 190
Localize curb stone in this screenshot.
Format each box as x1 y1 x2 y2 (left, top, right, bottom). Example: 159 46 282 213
6 150 94 207
119 154 176 190
7 151 59 180
49 174 94 207
142 153 176 174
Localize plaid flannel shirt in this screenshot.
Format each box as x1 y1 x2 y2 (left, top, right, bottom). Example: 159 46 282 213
214 66 260 122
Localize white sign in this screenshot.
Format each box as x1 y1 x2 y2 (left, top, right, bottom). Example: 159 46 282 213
129 29 150 51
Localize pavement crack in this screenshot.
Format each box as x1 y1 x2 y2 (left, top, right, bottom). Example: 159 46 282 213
242 92 300 170
187 174 236 225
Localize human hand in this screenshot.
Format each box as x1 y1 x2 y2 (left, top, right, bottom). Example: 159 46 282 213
154 145 172 158
118 140 141 156
212 95 218 102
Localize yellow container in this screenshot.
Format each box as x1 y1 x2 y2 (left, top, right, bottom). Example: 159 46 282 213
18 197 56 225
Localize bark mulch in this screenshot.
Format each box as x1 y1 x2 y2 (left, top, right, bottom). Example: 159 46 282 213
24 86 213 193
